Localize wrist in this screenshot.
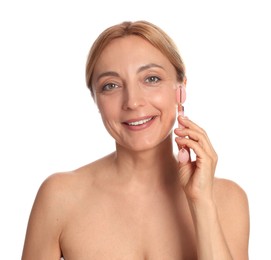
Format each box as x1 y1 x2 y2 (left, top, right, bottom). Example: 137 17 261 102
187 196 233 260
188 198 219 230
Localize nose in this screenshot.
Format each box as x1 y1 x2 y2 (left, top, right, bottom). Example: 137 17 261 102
122 85 146 110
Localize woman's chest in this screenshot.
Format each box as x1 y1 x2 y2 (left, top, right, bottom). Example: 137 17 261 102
60 190 197 259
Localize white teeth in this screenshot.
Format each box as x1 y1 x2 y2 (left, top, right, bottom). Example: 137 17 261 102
128 117 153 126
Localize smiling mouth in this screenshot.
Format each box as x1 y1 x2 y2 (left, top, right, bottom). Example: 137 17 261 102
124 116 156 126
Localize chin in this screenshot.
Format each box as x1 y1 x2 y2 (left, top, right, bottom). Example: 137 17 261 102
117 132 173 153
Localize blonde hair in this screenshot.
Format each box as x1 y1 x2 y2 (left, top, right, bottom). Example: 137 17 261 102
86 20 186 97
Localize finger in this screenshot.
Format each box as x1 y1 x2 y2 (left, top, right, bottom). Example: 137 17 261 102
175 136 218 170
176 117 215 153
174 128 214 156
175 136 209 162
178 116 207 136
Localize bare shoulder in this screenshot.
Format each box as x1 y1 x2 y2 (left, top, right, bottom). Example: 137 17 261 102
213 177 249 210
213 177 250 257
22 154 114 259
213 177 249 225
24 159 102 232
22 172 76 258
38 152 115 202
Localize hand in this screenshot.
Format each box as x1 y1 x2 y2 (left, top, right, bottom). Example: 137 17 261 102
174 116 218 203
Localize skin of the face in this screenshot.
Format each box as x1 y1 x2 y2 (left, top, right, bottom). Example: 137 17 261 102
92 35 180 152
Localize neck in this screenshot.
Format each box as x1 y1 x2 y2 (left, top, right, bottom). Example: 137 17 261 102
113 134 179 188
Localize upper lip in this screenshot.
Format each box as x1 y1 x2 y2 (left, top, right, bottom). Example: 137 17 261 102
122 115 156 124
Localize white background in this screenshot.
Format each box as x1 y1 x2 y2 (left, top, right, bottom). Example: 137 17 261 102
0 0 270 259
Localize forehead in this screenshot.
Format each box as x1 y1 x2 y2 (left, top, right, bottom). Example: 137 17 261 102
94 35 173 71
102 35 158 54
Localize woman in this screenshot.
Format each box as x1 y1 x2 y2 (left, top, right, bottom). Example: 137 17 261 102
22 20 250 259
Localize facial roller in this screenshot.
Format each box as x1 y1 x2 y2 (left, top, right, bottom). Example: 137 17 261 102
177 85 190 164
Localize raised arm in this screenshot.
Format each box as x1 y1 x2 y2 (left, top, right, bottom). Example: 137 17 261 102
175 116 250 259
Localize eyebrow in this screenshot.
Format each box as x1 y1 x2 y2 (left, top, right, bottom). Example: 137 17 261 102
96 63 165 81
137 63 165 73
96 71 120 81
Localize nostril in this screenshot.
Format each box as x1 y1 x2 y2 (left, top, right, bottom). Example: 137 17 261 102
123 95 147 110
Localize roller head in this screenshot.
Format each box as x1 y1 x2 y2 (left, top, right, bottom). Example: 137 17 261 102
176 85 186 104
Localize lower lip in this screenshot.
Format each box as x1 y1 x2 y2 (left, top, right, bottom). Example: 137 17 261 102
123 117 156 131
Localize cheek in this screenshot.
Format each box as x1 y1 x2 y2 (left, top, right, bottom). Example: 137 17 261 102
97 99 118 124
150 90 177 131
152 89 177 111
97 94 120 113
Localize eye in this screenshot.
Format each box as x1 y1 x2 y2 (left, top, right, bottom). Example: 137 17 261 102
145 76 161 84
102 83 119 92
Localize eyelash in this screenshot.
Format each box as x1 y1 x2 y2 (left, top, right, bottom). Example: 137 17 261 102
100 75 161 92
145 76 161 84
101 83 119 92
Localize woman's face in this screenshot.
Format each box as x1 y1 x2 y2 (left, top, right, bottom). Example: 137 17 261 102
92 35 180 152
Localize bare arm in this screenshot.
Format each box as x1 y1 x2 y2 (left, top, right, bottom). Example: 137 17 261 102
214 179 250 259
188 179 249 260
175 116 250 259
188 199 233 259
22 173 68 260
